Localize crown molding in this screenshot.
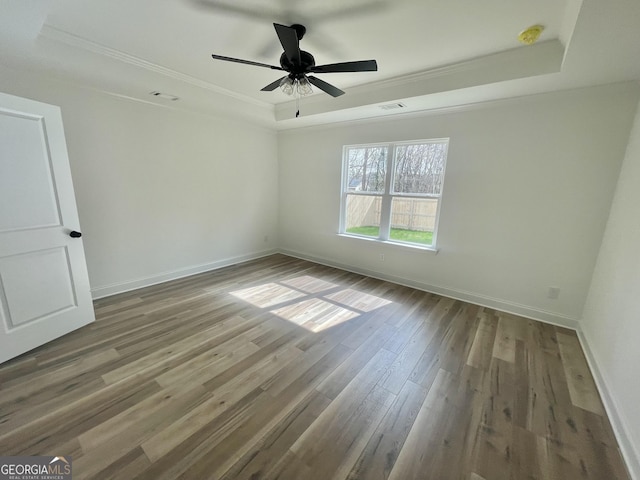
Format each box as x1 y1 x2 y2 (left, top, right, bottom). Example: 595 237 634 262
276 81 640 132
38 24 272 109
275 39 564 121
360 40 563 90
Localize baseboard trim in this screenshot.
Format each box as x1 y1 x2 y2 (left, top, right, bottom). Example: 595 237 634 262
577 328 639 480
90 249 278 300
278 248 579 330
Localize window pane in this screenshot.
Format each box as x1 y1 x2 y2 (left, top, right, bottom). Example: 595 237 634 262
389 197 437 245
393 142 447 195
345 146 387 193
345 194 381 238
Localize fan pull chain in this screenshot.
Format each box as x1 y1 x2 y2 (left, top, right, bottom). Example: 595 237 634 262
296 93 300 118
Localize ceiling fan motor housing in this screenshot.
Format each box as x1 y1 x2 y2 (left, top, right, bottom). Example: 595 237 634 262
280 50 315 77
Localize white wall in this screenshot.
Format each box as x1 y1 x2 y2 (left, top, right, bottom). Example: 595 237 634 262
278 83 639 325
581 98 640 479
0 69 279 296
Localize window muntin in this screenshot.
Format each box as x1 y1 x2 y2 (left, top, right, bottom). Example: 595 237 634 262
341 139 448 248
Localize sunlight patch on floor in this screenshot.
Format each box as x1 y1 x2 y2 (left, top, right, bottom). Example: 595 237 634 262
324 288 392 312
230 276 393 332
271 298 358 332
230 282 305 308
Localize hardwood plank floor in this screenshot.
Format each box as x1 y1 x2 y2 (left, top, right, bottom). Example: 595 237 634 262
0 254 630 479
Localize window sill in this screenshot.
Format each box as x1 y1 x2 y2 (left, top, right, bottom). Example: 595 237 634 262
337 233 439 254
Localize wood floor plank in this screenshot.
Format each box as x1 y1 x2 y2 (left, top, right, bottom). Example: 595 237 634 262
347 380 429 480
139 343 352 480
0 376 107 433
141 343 302 462
90 446 151 480
438 302 481 375
472 357 517 480
261 324 354 396
201 328 306 392
556 332 605 415
379 321 435 394
0 356 38 385
383 289 435 330
131 387 267 480
153 331 260 389
260 450 313 480
536 433 585 480
173 345 355 480
218 390 332 480
492 315 518 363
285 346 397 479
75 383 210 479
516 335 574 440
466 310 498 369
0 348 119 396
510 425 544 480
330 385 397 480
406 298 461 384
0 376 162 455
339 306 395 351
386 368 458 480
425 365 486 480
102 317 255 385
291 348 397 460
381 293 435 352
0 254 630 480
318 326 396 400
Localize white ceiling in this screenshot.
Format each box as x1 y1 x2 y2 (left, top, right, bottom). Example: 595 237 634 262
1 0 639 128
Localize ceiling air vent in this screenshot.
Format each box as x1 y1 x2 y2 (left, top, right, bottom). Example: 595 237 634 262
150 91 179 101
379 102 406 111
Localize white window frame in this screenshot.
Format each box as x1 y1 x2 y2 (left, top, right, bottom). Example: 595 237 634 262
339 138 449 250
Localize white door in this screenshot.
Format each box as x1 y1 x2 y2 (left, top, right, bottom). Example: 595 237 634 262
0 92 95 364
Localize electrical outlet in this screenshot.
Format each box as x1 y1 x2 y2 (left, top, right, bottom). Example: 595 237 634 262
263 235 268 243
380 253 385 262
547 287 560 299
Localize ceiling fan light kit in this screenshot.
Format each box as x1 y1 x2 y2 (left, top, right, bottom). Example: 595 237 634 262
210 22 378 117
279 76 313 96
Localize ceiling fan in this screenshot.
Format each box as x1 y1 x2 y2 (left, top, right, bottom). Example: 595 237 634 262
211 23 378 99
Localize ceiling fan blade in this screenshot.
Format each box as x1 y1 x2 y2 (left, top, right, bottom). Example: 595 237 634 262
274 23 301 65
314 1 390 22
307 76 345 97
191 0 274 22
211 54 284 70
261 76 288 91
310 60 378 73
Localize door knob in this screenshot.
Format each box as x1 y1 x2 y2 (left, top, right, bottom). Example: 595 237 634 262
69 231 82 238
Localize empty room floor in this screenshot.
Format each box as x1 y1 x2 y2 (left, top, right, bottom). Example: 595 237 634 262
0 254 630 479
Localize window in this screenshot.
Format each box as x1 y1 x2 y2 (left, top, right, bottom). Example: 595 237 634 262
340 139 449 248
